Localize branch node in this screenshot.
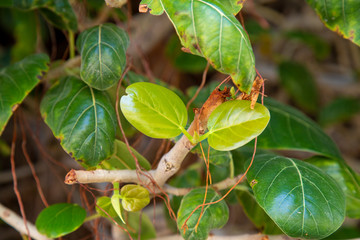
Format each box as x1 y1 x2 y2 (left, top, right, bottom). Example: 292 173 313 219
64 169 77 184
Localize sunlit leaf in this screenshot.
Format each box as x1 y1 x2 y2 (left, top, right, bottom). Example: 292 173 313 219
246 154 345 239
120 82 187 138
40 76 117 167
111 194 125 223
207 100 270 151
306 156 360 218
121 184 150 212
177 188 229 240
36 203 86 238
306 0 360 46
0 0 77 31
0 54 49 135
140 0 256 93
77 23 129 90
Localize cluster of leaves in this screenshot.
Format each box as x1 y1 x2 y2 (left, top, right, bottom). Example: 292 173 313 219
0 0 360 240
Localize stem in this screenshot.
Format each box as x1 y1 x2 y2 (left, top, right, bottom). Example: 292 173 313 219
179 126 196 144
68 30 75 59
84 213 101 223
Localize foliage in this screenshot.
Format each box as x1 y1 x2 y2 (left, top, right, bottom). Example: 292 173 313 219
0 0 359 240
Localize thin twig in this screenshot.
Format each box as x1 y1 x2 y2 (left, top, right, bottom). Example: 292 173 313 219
186 62 210 110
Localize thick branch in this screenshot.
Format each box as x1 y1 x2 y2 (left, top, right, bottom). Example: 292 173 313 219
65 88 230 187
0 203 50 240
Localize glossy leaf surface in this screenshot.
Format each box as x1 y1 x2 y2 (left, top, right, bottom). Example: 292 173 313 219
0 54 49 135
40 76 117 167
36 203 86 238
306 156 360 218
246 154 345 239
278 61 318 113
257 98 342 160
318 97 360 126
306 0 360 46
77 23 129 90
98 140 151 170
121 184 150 212
0 0 77 31
120 82 187 138
207 100 270 151
177 188 229 240
141 0 256 93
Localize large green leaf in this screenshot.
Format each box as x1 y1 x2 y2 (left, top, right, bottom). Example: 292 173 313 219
207 100 270 151
120 82 188 139
0 0 77 31
40 76 117 167
306 156 360 218
257 97 343 160
35 203 86 238
318 97 360 126
306 0 360 46
278 61 318 113
140 0 256 93
96 196 156 240
77 23 129 90
0 53 49 135
98 139 151 170
177 188 229 240
246 154 345 239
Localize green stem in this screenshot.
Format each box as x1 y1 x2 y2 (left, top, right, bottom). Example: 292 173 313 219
229 158 235 179
84 213 101 222
197 131 210 142
68 30 75 59
179 126 196 144
113 182 120 195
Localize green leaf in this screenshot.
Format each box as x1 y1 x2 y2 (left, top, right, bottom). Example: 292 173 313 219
77 23 129 90
306 156 360 218
257 97 343 160
96 197 156 239
111 194 125 224
98 140 151 170
318 97 360 126
141 0 256 93
246 154 345 239
120 82 188 139
278 61 318 113
207 100 270 151
0 0 77 31
40 76 117 167
35 203 86 238
121 184 150 212
305 0 360 46
236 189 283 234
0 53 49 135
177 188 229 240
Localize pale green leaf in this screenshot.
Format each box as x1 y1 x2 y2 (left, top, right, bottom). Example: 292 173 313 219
120 82 188 139
121 184 150 212
207 100 270 151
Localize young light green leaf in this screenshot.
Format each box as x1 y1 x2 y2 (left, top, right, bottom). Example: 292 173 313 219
121 184 150 212
318 97 360 126
305 0 360 46
177 188 229 240
306 156 360 218
207 100 270 151
111 194 125 224
0 54 49 136
257 97 343 160
0 0 77 31
246 154 345 239
96 196 118 219
40 76 117 167
77 23 129 90
120 82 188 139
140 0 256 93
36 203 86 238
98 140 151 170
278 61 318 113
